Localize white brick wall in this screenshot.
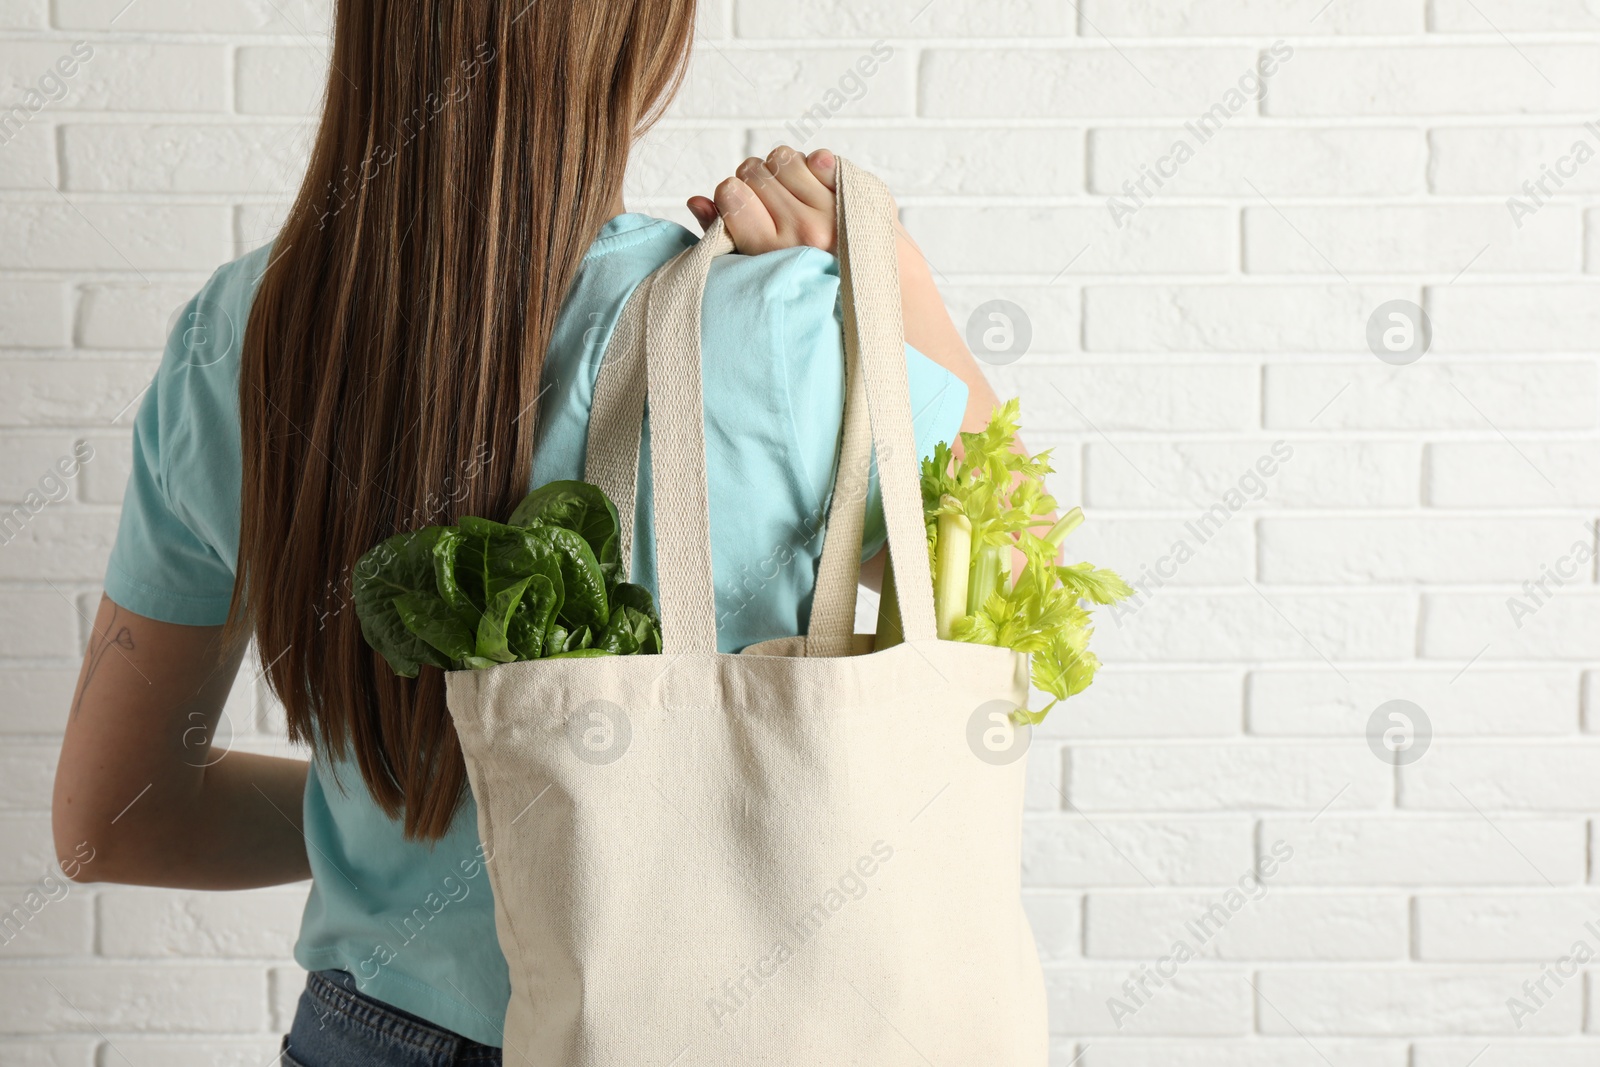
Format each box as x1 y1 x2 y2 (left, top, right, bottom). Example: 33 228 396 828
2 0 1598 1063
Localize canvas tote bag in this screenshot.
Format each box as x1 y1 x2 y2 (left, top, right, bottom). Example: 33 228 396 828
445 158 1049 1066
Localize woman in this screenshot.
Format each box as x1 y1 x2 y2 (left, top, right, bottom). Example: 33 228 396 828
52 2 1004 1063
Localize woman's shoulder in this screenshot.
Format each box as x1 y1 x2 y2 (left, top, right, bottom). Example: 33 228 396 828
140 240 275 449
102 243 271 620
155 240 275 395
701 242 851 512
702 240 846 380
580 214 849 403
137 241 274 472
606 213 842 324
708 241 841 320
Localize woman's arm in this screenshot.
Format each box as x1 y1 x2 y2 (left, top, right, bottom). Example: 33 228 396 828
52 594 311 889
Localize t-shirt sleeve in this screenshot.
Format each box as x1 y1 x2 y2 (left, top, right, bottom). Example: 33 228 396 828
102 293 238 626
775 245 969 563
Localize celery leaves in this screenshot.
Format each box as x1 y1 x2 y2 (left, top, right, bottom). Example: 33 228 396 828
904 399 1131 724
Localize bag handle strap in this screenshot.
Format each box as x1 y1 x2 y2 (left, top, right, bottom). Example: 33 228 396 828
638 221 734 651
582 158 935 654
583 275 652 575
799 318 871 657
584 223 735 653
802 159 937 652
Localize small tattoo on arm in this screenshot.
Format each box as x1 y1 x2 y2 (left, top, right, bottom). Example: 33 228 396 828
72 606 135 721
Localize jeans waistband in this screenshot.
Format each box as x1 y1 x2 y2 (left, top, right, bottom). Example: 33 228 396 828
288 969 501 1067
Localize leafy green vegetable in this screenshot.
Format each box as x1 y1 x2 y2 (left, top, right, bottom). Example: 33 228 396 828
508 480 622 585
354 480 660 676
508 574 560 660
354 526 458 678
610 583 662 651
476 576 534 664
882 399 1132 723
394 590 477 664
547 623 571 654
599 605 657 655
531 525 609 632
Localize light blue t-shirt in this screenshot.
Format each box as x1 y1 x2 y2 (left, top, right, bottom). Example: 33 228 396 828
103 212 967 1046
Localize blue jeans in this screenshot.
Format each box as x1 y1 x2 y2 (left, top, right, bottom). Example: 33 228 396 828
281 969 502 1067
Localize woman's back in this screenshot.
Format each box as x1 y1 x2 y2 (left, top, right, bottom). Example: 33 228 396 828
102 209 967 1042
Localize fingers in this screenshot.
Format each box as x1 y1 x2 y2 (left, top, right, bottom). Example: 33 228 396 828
737 155 807 226
713 174 778 253
690 145 841 255
804 148 838 192
767 145 832 210
743 150 835 252
685 195 717 233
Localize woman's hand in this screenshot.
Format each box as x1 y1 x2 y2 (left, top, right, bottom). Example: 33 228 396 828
687 145 843 254
689 143 932 261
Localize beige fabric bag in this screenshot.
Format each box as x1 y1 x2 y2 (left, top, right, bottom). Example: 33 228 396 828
445 159 1048 1066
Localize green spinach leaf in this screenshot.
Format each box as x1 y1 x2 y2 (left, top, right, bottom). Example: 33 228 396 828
455 516 565 616
598 604 657 655
430 527 476 629
507 573 560 660
610 583 662 654
561 625 593 653
509 480 621 585
394 591 476 665
353 527 456 678
531 525 609 632
475 575 533 664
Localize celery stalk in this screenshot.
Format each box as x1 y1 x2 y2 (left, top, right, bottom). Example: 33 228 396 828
967 541 1007 617
934 509 972 639
1044 507 1085 550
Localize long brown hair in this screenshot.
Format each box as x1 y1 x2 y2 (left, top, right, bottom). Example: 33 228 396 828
228 1 697 840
